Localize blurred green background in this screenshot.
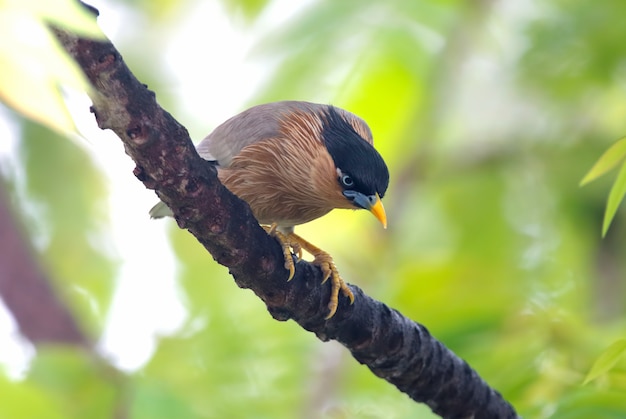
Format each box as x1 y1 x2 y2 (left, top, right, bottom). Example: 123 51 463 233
1 0 626 418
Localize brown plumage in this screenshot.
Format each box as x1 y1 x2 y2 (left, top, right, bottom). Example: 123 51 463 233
151 101 389 318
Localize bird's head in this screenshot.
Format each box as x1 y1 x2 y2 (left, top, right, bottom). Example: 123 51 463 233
321 107 389 228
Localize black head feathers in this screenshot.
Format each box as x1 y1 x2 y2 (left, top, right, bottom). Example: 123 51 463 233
321 107 389 198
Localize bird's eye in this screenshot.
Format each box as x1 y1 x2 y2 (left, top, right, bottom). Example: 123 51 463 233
340 174 354 188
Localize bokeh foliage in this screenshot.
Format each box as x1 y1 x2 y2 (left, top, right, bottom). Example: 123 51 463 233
1 0 626 418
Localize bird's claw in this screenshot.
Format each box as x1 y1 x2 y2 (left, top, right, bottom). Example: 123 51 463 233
285 255 296 281
264 225 296 280
281 241 296 281
314 252 355 319
263 225 354 319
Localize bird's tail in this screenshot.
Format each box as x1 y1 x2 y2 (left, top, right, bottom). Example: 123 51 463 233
149 201 174 219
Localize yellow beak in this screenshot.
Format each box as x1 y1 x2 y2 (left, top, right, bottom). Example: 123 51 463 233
369 193 387 229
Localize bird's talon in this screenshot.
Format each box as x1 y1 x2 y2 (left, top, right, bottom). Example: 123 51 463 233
285 260 295 281
342 284 355 305
325 303 338 320
264 228 356 318
264 224 298 280
326 274 341 319
320 270 331 284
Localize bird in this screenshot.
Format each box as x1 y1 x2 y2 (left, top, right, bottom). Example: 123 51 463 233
150 101 389 319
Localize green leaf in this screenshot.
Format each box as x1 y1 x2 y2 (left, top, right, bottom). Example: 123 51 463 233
28 0 104 39
28 346 120 418
583 339 626 385
0 374 66 419
0 0 102 135
601 161 626 237
580 137 626 186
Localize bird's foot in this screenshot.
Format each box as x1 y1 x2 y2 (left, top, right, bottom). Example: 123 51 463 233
310 249 355 319
264 225 354 319
263 224 301 280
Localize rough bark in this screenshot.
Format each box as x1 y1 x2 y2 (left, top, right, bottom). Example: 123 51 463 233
50 7 519 418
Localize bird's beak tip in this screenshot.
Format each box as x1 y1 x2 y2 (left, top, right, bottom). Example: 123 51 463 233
369 194 387 229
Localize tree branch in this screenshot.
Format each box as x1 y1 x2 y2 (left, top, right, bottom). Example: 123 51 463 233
0 178 88 347
52 8 518 418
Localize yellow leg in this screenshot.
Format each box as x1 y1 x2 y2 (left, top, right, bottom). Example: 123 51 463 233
264 225 354 319
263 224 299 280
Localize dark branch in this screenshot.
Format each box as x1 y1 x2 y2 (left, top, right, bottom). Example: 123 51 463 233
52 11 518 418
0 179 88 347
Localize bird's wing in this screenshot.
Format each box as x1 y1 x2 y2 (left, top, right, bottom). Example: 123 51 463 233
196 101 322 166
195 101 373 166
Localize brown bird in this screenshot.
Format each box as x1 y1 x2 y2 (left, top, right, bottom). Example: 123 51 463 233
150 101 389 318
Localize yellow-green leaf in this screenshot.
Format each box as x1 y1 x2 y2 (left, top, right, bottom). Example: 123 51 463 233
602 161 626 237
580 137 626 186
0 0 102 135
583 339 626 385
23 0 104 39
